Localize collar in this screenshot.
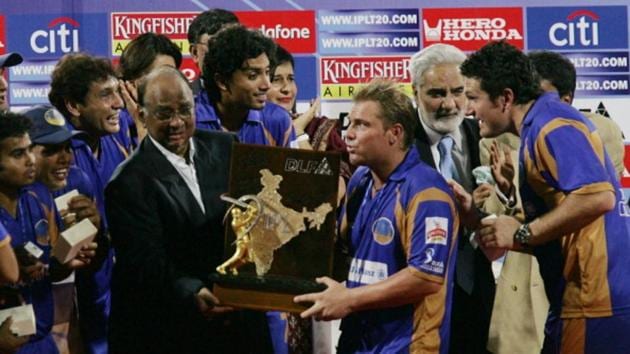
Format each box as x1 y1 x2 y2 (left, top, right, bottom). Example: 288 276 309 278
387 148 421 183
418 111 463 152
522 92 555 128
148 134 196 165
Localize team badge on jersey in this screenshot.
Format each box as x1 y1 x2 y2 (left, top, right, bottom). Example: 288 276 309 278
425 217 448 245
34 218 50 245
372 217 394 245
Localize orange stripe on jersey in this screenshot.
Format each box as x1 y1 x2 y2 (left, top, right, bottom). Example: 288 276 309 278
282 125 293 147
263 127 278 146
534 118 605 183
0 236 11 248
561 318 586 354
561 216 613 318
396 187 458 354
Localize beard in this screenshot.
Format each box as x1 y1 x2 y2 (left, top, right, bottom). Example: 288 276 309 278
418 105 465 135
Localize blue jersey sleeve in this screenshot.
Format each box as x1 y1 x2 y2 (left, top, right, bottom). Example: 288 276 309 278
536 119 613 194
405 187 458 283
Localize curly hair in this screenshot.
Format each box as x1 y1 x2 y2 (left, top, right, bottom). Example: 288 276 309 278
187 9 239 45
48 53 117 119
353 79 417 148
461 41 540 104
202 25 276 102
0 111 31 143
528 51 576 100
119 32 183 81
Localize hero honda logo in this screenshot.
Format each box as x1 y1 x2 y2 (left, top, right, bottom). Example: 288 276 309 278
30 17 79 54
549 10 599 47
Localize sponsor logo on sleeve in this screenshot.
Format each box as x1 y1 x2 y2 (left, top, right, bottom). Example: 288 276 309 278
422 8 524 51
425 216 448 245
419 248 445 274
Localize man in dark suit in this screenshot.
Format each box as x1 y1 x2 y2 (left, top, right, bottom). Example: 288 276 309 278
105 66 271 354
410 44 495 354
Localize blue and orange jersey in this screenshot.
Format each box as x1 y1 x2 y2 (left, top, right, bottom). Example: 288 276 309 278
337 148 459 354
0 221 9 248
519 92 630 319
194 89 295 147
65 120 131 227
0 187 61 344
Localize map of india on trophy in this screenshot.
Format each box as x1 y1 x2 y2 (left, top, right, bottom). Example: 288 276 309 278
209 143 340 312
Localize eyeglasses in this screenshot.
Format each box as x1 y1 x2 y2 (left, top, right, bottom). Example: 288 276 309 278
148 106 194 122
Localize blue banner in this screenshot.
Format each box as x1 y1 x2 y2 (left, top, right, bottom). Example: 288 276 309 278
9 82 50 105
319 32 420 55
7 14 109 59
575 74 630 96
318 9 420 32
527 6 628 50
561 52 629 73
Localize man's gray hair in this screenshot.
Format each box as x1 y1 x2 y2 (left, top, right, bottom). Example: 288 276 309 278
409 43 467 88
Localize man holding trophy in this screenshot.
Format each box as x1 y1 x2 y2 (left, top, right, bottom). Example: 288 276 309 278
295 79 459 353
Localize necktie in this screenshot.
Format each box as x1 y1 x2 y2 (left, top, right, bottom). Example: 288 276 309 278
438 135 459 181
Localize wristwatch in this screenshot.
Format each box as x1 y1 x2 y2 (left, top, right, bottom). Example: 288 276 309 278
514 223 532 245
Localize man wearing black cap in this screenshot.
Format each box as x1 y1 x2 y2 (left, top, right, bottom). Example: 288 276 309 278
0 52 23 112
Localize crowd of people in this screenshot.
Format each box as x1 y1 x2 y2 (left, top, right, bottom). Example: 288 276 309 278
0 7 628 354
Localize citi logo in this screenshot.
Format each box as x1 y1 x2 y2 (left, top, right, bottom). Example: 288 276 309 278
549 10 599 47
30 17 80 54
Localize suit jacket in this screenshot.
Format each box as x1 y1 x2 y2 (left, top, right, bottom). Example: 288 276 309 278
106 130 271 354
479 134 549 354
414 115 496 354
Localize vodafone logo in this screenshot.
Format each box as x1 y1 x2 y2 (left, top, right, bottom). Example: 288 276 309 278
260 24 310 40
30 17 79 54
237 10 316 53
549 10 599 47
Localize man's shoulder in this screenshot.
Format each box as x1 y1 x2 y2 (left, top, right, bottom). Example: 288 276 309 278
261 102 291 123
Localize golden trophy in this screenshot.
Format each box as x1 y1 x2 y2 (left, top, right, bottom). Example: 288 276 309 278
209 144 340 312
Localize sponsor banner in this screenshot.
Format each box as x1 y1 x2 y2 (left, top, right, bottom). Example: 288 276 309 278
562 51 630 74
422 8 524 51
320 55 412 100
10 82 50 105
320 56 411 84
575 74 630 96
111 12 196 56
8 59 58 82
7 14 109 59
318 9 420 32
294 56 317 101
319 32 420 55
237 11 316 54
0 15 6 54
321 83 412 100
527 6 628 50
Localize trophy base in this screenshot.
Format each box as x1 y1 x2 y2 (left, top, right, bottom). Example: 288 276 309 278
209 273 326 313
